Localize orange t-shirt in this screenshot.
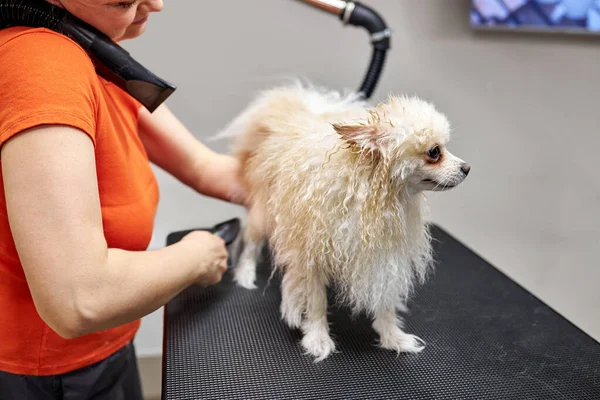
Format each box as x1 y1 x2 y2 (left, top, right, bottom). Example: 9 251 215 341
0 27 160 376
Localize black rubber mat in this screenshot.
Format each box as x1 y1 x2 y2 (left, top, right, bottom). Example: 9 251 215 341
162 224 600 399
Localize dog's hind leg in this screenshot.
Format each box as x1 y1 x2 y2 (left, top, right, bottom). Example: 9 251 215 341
372 307 425 354
233 206 265 290
300 269 336 362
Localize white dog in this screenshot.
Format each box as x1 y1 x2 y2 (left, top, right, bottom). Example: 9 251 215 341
217 82 470 361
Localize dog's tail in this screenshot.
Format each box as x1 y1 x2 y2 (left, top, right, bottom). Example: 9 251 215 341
209 96 268 142
210 80 363 143
209 79 307 143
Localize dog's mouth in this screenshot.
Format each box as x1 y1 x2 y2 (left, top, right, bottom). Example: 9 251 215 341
421 179 457 190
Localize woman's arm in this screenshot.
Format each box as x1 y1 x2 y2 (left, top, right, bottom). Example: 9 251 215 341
1 125 228 339
137 104 245 205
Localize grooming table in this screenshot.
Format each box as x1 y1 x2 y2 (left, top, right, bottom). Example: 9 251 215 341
161 224 600 399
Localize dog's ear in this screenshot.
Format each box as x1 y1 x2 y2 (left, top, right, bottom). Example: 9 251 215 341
332 111 388 153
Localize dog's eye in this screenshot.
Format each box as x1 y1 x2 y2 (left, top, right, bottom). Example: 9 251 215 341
427 146 441 161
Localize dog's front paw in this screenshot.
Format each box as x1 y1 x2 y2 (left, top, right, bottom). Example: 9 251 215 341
301 330 336 362
378 330 426 354
233 260 257 290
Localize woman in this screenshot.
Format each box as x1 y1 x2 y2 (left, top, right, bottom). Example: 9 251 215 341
0 0 245 398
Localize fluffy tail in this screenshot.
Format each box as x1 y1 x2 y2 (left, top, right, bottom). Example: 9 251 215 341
210 80 363 142
209 99 265 142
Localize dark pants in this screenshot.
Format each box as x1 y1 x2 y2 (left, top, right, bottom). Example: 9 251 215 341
0 341 143 400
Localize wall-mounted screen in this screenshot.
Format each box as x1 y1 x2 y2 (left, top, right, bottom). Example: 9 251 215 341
470 0 600 33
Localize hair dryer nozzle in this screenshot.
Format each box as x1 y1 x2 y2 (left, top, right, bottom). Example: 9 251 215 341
125 80 176 113
87 30 177 112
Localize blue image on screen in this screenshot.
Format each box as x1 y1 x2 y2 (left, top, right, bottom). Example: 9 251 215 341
470 0 600 32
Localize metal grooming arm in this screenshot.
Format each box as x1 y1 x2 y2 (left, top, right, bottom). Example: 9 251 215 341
298 0 392 99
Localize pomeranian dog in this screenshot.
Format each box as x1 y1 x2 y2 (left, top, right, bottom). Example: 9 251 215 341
217 82 469 361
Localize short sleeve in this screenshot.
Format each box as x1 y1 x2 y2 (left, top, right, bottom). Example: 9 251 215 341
0 28 99 149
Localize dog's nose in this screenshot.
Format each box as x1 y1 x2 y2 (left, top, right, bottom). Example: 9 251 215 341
461 163 471 176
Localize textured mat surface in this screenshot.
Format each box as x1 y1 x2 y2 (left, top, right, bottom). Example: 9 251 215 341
162 224 600 400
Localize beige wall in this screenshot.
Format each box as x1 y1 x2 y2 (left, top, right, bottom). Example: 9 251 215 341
124 0 600 356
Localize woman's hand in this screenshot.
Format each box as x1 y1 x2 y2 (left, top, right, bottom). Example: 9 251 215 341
180 230 229 287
